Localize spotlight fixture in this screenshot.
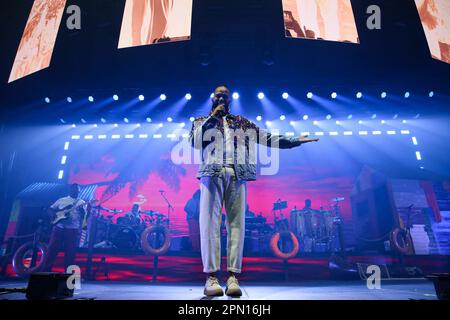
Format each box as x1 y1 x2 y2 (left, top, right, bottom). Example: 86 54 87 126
232 92 240 100
381 92 387 99
189 117 195 122
335 120 340 125
67 97 73 103
404 92 410 98
138 95 145 101
358 120 363 124
282 92 289 99
210 93 214 99
331 92 337 99
326 114 332 120
256 115 262 121
347 114 353 120
356 92 363 99
45 97 51 103
101 118 106 123
81 118 87 124
113 94 119 101
88 96 94 102
185 93 192 101
160 94 167 101
257 92 265 100
307 92 313 99
167 117 173 122
313 120 319 125
303 115 309 121
114 123 118 127
146 117 152 123
123 118 129 123
429 91 434 98
280 115 286 121
371 114 377 119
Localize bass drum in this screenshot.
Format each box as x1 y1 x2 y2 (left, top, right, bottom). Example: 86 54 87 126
140 225 171 256
112 226 138 250
12 242 47 277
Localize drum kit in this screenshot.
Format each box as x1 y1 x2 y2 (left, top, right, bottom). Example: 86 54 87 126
92 206 169 252
290 197 345 253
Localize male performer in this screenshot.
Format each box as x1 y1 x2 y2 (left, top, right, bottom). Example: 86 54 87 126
44 183 87 271
190 85 319 296
122 203 142 226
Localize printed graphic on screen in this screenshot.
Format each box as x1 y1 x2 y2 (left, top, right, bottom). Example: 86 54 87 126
9 0 67 83
282 0 359 43
118 0 193 48
415 0 450 64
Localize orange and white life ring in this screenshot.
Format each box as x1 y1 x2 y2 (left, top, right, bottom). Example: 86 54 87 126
140 225 171 256
270 231 300 260
390 228 413 255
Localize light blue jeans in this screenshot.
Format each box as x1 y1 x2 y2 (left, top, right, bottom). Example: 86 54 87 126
199 166 247 274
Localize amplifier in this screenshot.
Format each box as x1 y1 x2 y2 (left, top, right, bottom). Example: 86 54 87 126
26 272 74 300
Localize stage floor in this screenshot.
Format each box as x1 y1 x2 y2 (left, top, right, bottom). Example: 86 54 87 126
0 279 437 300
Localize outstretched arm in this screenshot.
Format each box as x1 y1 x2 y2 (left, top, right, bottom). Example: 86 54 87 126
257 127 319 149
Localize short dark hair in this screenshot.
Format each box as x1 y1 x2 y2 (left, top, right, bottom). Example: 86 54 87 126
214 84 230 92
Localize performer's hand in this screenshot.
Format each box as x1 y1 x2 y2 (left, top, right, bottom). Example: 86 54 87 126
212 104 226 117
298 135 319 144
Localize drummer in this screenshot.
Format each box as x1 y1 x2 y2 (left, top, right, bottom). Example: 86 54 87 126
124 203 142 226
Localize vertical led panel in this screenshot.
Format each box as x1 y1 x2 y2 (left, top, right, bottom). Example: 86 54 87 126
282 0 359 43
9 0 67 83
118 0 193 49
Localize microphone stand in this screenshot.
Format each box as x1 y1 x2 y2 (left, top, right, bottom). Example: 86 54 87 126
159 190 174 223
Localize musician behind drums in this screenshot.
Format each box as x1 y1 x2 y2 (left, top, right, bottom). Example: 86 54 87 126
123 203 143 226
43 183 87 271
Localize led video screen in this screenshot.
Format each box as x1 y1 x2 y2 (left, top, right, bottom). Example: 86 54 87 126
118 0 193 49
415 0 450 64
65 132 419 245
8 0 67 83
282 0 359 43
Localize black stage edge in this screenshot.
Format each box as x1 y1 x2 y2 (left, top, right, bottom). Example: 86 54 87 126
0 300 448 320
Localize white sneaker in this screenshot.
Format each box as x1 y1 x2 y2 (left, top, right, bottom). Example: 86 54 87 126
204 276 224 296
225 275 242 297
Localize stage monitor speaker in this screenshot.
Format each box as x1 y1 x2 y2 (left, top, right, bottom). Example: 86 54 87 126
427 274 450 300
26 272 74 300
